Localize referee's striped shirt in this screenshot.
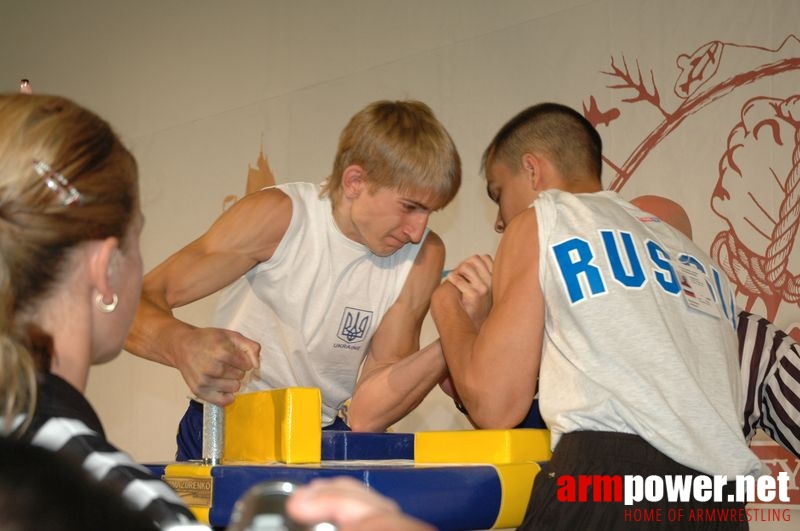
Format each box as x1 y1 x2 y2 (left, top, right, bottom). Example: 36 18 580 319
738 311 800 457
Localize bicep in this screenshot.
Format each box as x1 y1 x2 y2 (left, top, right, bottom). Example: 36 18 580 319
474 211 544 419
143 189 292 308
142 241 255 309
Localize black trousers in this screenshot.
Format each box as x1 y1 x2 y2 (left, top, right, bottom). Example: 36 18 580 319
518 431 749 530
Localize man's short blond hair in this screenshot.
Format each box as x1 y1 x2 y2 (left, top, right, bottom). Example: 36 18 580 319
321 100 461 210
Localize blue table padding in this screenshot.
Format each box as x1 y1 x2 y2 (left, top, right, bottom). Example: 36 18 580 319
367 465 502 531
147 463 167 477
321 430 415 460
204 463 501 530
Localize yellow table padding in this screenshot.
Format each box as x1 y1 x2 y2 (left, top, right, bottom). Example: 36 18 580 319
492 461 541 528
223 387 322 463
415 428 551 464
162 463 213 523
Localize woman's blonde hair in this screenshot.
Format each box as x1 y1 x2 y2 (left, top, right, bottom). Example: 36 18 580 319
321 100 461 210
0 94 138 434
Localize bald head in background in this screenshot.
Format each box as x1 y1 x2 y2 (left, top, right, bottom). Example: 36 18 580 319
631 195 693 240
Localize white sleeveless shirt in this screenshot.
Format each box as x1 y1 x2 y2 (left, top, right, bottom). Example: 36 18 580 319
535 189 762 477
213 182 425 425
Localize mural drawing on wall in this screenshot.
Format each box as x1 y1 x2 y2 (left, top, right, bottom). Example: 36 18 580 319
583 35 800 339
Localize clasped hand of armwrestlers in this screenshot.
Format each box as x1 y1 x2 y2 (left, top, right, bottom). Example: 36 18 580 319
441 254 495 328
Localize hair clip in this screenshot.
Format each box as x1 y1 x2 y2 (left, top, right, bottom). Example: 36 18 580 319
32 160 81 206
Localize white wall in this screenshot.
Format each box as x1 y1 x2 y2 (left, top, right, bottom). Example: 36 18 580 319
3 1 799 527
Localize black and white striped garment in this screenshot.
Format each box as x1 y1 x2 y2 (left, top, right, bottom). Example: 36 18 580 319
23 372 198 529
737 311 800 457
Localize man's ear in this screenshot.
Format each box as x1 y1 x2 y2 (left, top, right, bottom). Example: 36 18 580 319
521 153 542 191
89 237 120 298
341 165 367 199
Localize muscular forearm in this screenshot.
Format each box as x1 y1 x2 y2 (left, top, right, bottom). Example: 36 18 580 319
433 287 524 428
434 298 482 413
347 341 447 432
123 295 191 367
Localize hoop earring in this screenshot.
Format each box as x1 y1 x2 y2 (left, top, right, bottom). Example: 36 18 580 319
95 293 118 313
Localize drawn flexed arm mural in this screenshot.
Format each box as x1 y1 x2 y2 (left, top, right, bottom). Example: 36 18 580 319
712 95 800 320
582 35 800 331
